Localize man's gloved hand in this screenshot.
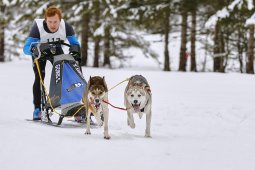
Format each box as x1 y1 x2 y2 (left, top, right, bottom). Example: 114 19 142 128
31 43 52 59
69 44 81 62
40 43 52 57
31 46 40 58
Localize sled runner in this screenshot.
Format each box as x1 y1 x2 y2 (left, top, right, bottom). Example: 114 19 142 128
32 41 86 125
25 118 88 128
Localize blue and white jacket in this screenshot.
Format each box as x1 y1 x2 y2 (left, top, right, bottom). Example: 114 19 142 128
23 19 80 55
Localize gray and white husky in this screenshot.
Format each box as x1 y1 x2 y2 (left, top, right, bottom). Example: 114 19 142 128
124 75 152 137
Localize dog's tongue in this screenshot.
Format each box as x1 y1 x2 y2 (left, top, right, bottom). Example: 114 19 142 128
133 105 140 112
95 103 100 108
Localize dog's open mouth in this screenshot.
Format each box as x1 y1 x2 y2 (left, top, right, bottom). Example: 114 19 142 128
132 103 140 112
89 97 101 109
95 103 100 109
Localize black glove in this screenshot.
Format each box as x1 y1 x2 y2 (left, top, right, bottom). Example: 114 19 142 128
69 45 81 61
31 44 52 59
40 43 52 56
31 46 39 58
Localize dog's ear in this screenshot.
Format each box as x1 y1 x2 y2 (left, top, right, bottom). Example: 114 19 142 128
102 77 108 92
85 78 91 91
144 85 151 94
86 76 92 91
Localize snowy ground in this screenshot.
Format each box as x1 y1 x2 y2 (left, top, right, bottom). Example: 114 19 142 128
1 60 255 170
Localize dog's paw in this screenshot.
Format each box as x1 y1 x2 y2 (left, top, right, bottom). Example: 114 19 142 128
85 130 91 135
104 135 111 140
145 134 151 138
129 123 136 129
145 129 151 137
97 120 103 127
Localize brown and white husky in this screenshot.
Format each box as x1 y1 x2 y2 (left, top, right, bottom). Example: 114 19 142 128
82 76 110 139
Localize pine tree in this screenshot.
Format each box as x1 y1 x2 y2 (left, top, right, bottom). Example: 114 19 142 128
0 2 5 62
190 0 197 72
178 0 188 71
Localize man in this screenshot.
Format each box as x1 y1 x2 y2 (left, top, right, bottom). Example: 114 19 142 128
23 6 81 120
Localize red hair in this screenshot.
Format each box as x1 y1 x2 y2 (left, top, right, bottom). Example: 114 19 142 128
44 6 62 20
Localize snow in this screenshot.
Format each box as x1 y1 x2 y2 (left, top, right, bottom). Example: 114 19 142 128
246 0 255 25
35 3 50 15
247 0 254 10
94 24 104 36
228 0 242 10
205 0 255 29
1 57 255 170
2 0 18 6
205 8 229 29
246 13 255 25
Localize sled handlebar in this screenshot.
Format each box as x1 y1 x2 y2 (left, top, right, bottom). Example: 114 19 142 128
30 40 71 48
47 40 71 47
30 41 71 59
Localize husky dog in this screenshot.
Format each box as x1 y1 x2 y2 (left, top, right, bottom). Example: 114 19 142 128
82 76 110 139
124 75 152 137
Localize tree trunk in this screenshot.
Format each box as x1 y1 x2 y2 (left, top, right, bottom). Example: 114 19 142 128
0 26 4 62
202 30 209 72
93 0 100 68
213 23 225 73
94 37 100 68
246 25 254 74
178 10 187 71
0 4 5 62
163 8 170 71
81 10 90 66
237 28 243 73
213 22 221 72
219 30 225 72
190 9 197 72
103 25 111 68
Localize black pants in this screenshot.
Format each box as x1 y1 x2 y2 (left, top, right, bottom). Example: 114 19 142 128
32 59 49 109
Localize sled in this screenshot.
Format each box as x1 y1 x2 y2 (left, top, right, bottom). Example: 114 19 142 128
32 41 86 125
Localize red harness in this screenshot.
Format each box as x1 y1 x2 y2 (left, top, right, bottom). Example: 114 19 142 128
90 97 128 111
102 99 129 111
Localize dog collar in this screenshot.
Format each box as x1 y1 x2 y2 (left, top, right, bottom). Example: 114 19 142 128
139 98 149 112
